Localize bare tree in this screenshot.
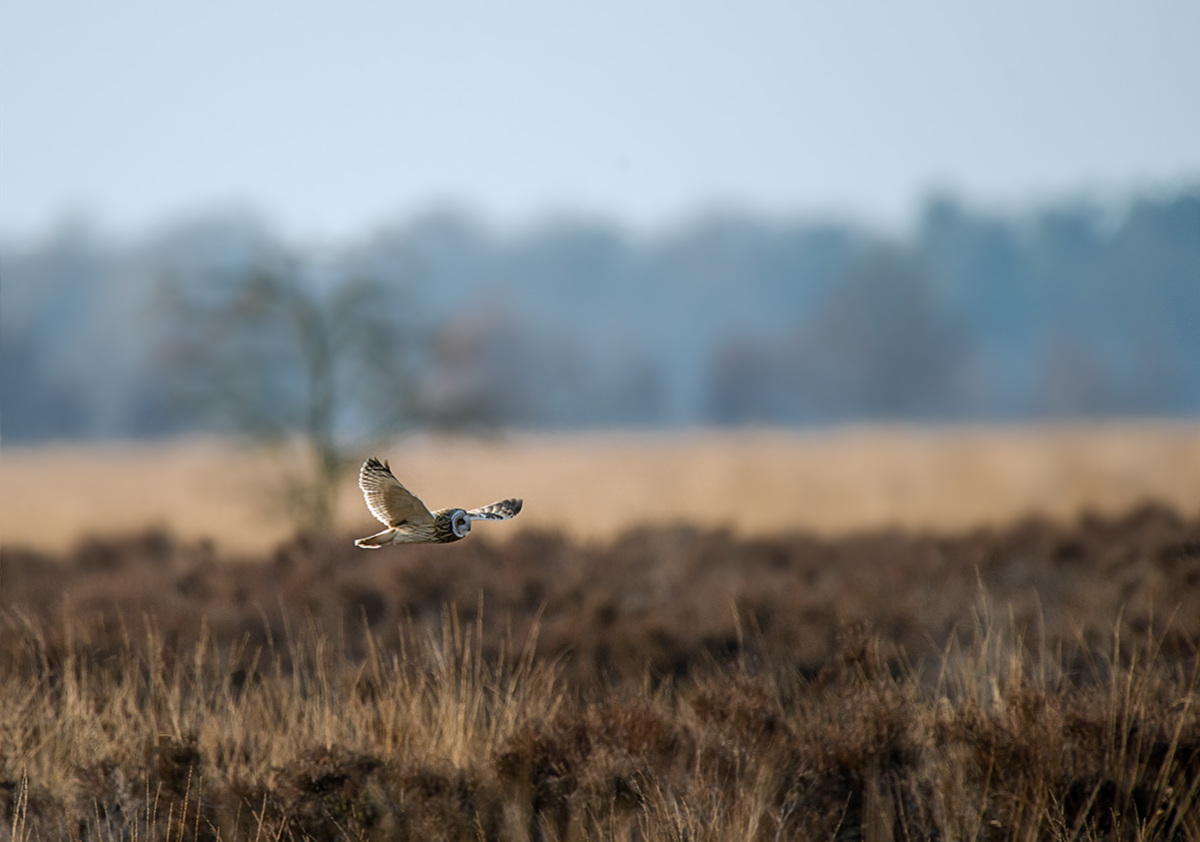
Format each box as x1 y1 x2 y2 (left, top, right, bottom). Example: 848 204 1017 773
156 251 424 533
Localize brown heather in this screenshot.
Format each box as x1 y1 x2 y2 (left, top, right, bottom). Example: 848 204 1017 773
2 504 1199 840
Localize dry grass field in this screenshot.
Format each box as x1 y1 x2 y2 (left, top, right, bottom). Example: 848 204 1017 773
2 424 1199 840
3 505 1200 840
2 423 1199 554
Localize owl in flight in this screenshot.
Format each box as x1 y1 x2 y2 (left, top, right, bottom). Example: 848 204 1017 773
354 457 522 548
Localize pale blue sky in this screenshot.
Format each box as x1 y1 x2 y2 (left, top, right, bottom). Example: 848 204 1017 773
1 0 1197 240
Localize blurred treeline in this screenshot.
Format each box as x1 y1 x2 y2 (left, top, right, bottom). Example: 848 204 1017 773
2 187 1198 443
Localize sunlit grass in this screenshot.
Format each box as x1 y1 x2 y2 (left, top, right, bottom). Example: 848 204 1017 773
3 501 1198 840
3 603 1198 841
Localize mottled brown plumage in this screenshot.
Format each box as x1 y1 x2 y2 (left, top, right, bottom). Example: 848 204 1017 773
354 457 522 548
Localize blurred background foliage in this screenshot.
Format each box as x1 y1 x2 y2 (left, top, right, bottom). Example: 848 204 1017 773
2 188 1198 447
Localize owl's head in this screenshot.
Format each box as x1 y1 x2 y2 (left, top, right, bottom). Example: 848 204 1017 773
450 509 471 539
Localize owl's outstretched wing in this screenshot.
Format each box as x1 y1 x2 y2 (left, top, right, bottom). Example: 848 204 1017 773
358 458 435 528
465 498 523 521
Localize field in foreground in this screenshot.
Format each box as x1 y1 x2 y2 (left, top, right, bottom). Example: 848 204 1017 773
3 423 1199 554
2 504 1200 840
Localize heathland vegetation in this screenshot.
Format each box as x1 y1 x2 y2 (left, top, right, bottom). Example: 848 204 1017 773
3 503 1198 840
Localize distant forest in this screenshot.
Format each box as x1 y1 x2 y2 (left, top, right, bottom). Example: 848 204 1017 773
2 187 1198 443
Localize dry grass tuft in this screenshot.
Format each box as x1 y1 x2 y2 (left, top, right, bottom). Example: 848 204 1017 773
4 614 1196 841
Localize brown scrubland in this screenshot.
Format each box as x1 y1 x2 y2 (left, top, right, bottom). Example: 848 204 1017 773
2 497 1199 840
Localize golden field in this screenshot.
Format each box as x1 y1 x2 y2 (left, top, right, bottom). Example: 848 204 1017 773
2 422 1199 554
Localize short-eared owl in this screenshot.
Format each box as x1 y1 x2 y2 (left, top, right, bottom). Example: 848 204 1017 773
354 457 522 548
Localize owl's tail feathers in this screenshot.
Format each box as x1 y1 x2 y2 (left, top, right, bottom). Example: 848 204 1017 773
354 528 398 549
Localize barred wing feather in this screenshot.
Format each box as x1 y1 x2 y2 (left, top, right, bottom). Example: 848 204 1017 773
358 458 435 527
466 499 523 521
